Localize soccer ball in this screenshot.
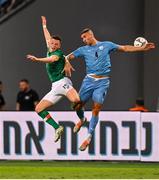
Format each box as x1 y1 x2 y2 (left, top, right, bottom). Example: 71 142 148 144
134 37 148 47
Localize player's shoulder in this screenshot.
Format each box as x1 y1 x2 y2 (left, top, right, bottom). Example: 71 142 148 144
54 49 63 55
49 49 64 57
80 45 94 51
77 45 87 50
30 89 38 95
101 41 115 45
17 91 23 97
28 89 35 94
73 45 87 53
101 41 119 48
56 49 63 54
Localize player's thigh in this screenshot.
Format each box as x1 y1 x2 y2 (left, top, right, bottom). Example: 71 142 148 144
79 77 94 102
35 99 53 112
92 79 110 104
42 91 63 106
66 88 80 103
58 77 74 96
41 77 72 105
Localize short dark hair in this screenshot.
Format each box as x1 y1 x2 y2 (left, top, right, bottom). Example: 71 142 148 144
20 79 29 84
0 81 2 85
81 28 92 35
52 35 62 42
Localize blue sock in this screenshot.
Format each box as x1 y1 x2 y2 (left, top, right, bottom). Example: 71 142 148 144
76 108 84 120
88 115 99 135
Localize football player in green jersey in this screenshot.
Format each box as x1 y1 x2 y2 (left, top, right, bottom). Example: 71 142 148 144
27 16 80 142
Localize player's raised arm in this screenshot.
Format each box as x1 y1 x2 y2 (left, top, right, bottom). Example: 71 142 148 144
41 16 52 50
118 43 155 52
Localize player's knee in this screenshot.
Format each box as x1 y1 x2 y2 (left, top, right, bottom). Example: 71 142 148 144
92 105 102 116
92 109 100 116
74 104 82 111
72 101 83 110
73 98 80 104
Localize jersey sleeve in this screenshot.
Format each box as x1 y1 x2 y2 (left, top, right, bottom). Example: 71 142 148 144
72 47 83 58
106 41 119 52
51 50 63 59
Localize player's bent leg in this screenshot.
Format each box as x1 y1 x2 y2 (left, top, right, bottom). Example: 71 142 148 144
66 87 80 103
75 77 94 134
88 102 102 138
35 99 53 113
71 101 87 133
73 114 87 133
35 100 64 142
66 88 87 133
88 78 109 137
73 101 87 133
79 103 102 151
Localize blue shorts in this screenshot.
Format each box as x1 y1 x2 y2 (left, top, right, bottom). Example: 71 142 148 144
79 76 110 104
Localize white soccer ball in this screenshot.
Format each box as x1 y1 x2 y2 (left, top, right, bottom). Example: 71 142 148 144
134 37 148 47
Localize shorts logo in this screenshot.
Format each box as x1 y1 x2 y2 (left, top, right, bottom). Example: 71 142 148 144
99 46 104 50
63 84 70 89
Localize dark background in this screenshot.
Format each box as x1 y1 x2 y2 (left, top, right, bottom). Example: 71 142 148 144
0 0 158 111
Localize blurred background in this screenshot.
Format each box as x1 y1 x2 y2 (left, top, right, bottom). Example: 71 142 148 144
0 0 158 111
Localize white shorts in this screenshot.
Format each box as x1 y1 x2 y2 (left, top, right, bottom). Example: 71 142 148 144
42 77 73 104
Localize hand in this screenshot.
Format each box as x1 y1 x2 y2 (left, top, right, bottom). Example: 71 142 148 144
27 54 38 62
62 62 75 77
143 42 155 51
41 16 47 26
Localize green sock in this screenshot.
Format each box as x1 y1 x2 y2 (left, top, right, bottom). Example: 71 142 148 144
76 108 85 120
38 110 59 129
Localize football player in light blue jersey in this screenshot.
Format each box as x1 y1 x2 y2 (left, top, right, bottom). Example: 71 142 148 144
65 28 155 151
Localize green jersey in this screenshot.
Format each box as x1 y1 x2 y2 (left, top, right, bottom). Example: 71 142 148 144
46 49 65 83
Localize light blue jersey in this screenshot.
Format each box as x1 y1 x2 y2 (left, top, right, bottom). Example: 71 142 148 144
72 41 119 76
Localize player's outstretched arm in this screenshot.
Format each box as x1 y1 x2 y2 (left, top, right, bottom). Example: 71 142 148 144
26 54 59 63
62 53 75 77
118 43 155 52
41 16 52 50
